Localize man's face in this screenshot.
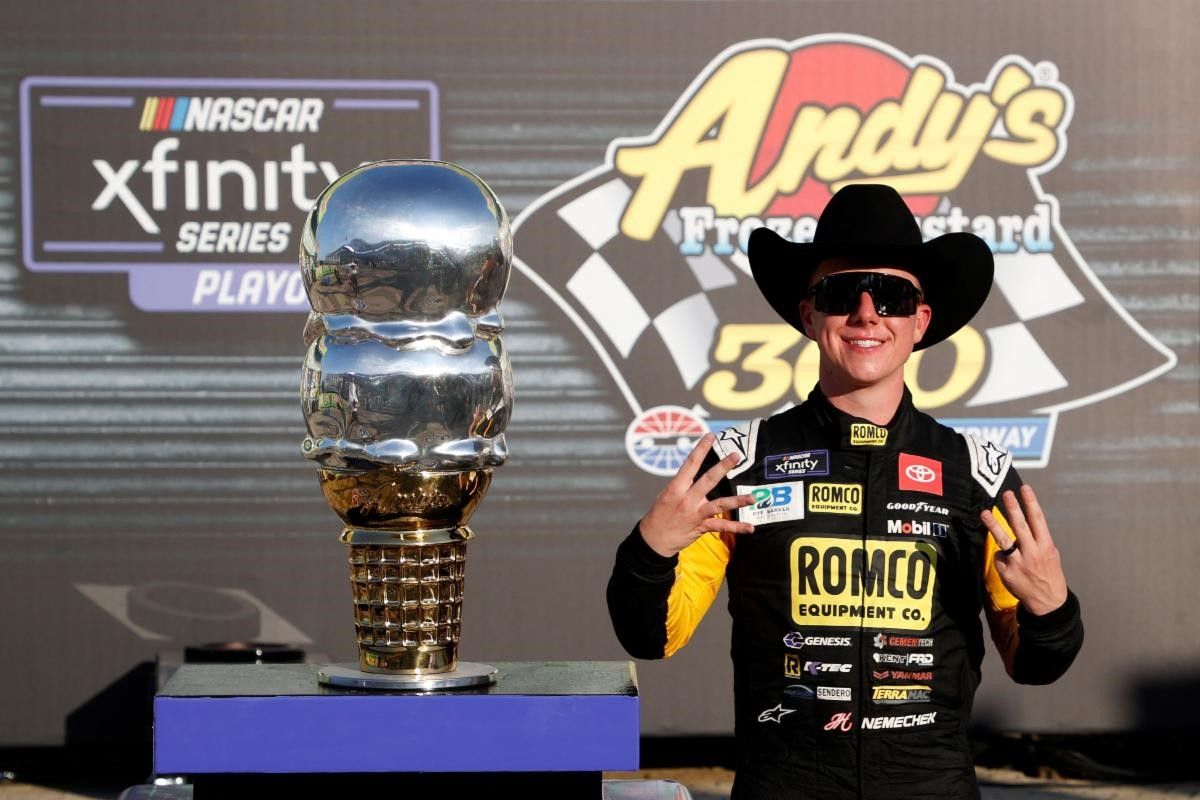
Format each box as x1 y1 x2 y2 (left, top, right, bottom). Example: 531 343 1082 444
798 261 931 395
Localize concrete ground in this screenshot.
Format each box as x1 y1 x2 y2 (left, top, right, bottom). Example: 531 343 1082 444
609 768 1200 800
4 768 1200 799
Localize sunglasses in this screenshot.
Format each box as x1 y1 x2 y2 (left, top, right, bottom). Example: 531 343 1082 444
808 272 923 317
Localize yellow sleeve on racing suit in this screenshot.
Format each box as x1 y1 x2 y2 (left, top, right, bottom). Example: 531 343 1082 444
664 529 735 657
982 505 1022 678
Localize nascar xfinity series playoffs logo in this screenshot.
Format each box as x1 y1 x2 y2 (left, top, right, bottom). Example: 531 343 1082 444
20 77 438 311
512 35 1175 469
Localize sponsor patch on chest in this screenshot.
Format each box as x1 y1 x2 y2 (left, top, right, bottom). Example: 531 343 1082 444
764 449 830 481
850 423 888 446
735 480 804 525
898 453 943 495
789 537 937 631
808 482 863 514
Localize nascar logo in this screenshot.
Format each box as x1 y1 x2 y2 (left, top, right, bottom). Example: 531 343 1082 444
138 96 324 132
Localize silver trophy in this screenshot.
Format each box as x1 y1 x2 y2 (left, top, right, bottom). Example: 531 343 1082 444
299 160 513 689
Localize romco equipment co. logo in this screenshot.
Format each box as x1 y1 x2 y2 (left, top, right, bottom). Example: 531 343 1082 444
20 77 439 311
512 35 1176 471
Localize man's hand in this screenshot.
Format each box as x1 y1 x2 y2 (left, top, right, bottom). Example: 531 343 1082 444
980 484 1070 616
639 433 758 558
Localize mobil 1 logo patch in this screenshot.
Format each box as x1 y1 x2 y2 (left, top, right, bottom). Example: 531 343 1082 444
736 481 804 525
765 450 830 481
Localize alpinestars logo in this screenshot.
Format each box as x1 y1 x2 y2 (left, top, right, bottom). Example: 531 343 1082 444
512 34 1175 471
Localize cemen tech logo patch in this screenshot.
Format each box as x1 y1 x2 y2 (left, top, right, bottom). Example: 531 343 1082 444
20 77 439 312
512 34 1176 470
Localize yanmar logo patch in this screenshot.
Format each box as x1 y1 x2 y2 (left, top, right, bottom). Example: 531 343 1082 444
512 34 1176 471
20 77 439 312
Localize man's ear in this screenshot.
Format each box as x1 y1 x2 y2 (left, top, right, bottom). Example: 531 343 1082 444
799 298 815 338
912 303 932 344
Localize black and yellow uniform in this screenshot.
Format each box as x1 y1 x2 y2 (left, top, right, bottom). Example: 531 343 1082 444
607 387 1083 800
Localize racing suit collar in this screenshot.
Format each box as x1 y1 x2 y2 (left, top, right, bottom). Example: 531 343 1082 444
807 384 915 450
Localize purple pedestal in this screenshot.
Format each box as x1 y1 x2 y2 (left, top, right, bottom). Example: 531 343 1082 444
154 661 639 777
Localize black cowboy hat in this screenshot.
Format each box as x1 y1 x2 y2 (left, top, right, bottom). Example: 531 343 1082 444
746 184 994 351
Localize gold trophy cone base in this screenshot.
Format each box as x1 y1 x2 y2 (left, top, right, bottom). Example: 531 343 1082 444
318 661 498 690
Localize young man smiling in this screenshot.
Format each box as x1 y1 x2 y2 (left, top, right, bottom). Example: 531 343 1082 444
607 184 1084 800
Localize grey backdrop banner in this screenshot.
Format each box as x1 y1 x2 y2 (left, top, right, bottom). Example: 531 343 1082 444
1 0 1196 744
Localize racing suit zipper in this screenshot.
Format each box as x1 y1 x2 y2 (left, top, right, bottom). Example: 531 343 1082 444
856 449 872 799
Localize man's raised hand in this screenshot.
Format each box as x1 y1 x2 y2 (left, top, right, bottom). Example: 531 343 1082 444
639 433 758 558
980 484 1070 616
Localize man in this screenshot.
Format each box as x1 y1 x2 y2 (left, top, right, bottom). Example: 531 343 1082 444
607 184 1083 799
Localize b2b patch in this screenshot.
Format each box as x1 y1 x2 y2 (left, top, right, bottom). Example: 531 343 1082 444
736 481 804 525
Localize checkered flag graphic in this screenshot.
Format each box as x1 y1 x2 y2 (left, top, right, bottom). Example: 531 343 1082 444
513 169 1173 421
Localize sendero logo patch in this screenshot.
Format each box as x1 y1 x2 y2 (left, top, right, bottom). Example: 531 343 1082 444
850 423 888 447
790 537 936 630
808 483 862 515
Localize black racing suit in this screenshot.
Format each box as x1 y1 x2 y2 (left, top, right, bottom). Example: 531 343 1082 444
608 387 1083 800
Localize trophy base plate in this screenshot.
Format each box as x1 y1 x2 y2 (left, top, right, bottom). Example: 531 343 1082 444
317 662 498 690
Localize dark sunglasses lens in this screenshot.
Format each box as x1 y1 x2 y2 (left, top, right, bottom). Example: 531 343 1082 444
812 273 919 316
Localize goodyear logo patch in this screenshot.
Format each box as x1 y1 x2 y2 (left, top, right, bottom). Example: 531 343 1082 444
790 537 936 631
808 483 862 515
850 423 888 447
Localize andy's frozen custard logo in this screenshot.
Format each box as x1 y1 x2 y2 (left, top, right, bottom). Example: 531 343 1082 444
511 35 1175 474
614 45 1066 238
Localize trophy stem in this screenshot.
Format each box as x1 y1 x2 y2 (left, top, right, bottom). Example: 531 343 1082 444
343 527 472 675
